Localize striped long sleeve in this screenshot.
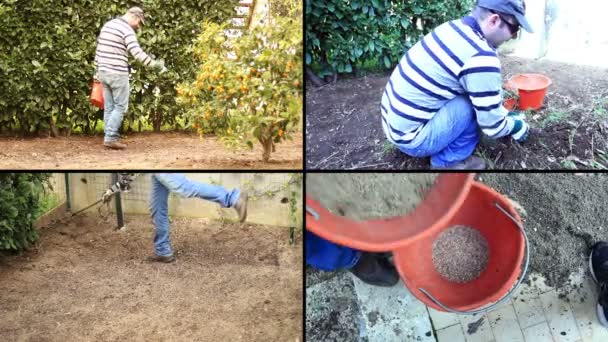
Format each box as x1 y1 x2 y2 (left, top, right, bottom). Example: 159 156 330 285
381 16 521 148
95 18 153 74
459 54 515 138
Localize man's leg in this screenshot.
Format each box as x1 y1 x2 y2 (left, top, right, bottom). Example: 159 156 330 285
306 230 360 271
397 96 480 167
99 72 115 131
149 174 174 258
153 173 240 208
104 73 129 144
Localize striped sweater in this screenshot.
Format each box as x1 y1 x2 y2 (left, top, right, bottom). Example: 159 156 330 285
95 17 153 74
381 16 517 147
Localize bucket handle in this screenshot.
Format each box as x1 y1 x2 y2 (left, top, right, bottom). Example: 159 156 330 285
419 202 530 315
306 205 320 220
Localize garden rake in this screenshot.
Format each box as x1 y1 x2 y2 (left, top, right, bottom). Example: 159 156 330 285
69 198 112 220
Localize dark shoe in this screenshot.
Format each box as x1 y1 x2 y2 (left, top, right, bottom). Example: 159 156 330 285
104 141 127 150
147 254 176 263
349 252 399 287
431 156 486 170
234 192 248 223
589 241 608 327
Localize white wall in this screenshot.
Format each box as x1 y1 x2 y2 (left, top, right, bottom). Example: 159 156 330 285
68 173 302 228
507 0 608 68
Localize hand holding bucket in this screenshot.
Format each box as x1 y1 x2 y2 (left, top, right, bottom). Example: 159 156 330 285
90 79 104 109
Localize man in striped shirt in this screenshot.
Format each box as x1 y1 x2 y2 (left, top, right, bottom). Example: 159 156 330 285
381 0 534 169
95 7 166 150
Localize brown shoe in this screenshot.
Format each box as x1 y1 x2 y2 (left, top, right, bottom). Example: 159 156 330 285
431 156 486 170
234 192 248 223
104 141 127 150
147 254 176 263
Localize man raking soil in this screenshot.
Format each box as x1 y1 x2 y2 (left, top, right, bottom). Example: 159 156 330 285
381 0 536 169
94 7 167 150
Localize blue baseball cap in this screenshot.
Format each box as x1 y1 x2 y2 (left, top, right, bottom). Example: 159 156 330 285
478 0 533 33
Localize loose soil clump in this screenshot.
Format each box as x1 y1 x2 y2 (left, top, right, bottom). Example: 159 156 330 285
432 225 489 283
306 173 437 221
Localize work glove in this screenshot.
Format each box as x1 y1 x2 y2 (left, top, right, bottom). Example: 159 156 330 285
101 189 115 204
151 59 166 72
507 111 524 119
511 118 530 143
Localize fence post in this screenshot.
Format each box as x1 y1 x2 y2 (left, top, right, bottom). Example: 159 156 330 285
111 173 125 229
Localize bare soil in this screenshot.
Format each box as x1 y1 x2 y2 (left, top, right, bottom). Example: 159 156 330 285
306 56 608 170
0 132 303 170
0 214 302 341
479 173 608 288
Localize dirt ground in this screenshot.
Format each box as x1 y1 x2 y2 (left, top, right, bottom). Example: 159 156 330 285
306 56 608 169
479 173 608 289
0 214 302 341
0 132 303 169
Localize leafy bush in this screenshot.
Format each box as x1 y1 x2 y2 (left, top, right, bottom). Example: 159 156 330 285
177 6 302 162
0 173 51 252
305 0 473 78
0 0 237 135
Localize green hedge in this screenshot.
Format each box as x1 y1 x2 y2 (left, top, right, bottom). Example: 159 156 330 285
305 0 473 78
0 0 238 135
0 173 51 252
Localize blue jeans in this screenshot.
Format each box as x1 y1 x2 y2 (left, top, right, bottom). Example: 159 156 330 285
306 230 361 271
398 96 480 167
99 70 130 143
149 173 241 257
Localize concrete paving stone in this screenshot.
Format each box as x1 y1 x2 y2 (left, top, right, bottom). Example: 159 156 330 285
539 289 582 342
306 271 361 342
566 275 608 342
353 275 435 342
458 312 495 342
488 303 525 342
522 322 554 342
512 282 546 329
428 306 461 330
436 324 466 342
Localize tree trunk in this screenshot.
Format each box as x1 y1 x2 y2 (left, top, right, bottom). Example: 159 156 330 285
262 138 273 162
305 67 325 87
49 116 59 137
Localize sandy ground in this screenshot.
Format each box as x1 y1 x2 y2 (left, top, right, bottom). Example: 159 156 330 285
0 214 303 341
0 132 303 170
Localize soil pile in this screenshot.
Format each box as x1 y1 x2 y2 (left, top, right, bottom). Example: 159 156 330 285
480 173 608 288
432 225 489 283
306 173 437 221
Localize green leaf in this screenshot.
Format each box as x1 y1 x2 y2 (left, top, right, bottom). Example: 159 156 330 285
305 53 312 65
384 56 391 69
401 19 410 29
344 63 352 73
368 41 374 52
32 60 41 68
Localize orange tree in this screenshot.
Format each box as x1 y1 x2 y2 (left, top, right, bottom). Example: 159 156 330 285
176 13 302 162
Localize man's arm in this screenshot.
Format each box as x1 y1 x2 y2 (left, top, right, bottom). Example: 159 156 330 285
459 53 528 141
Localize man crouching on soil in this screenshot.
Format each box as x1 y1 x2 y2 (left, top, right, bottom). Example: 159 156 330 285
381 0 534 169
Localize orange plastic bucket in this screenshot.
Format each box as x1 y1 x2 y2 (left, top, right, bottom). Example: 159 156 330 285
506 73 551 110
393 181 528 313
305 173 475 252
90 80 104 109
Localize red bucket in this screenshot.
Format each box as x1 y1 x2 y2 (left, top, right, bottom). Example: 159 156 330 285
393 181 528 313
90 80 104 109
305 173 475 252
506 73 552 111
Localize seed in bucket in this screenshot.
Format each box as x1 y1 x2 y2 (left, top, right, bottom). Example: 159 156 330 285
432 225 489 283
